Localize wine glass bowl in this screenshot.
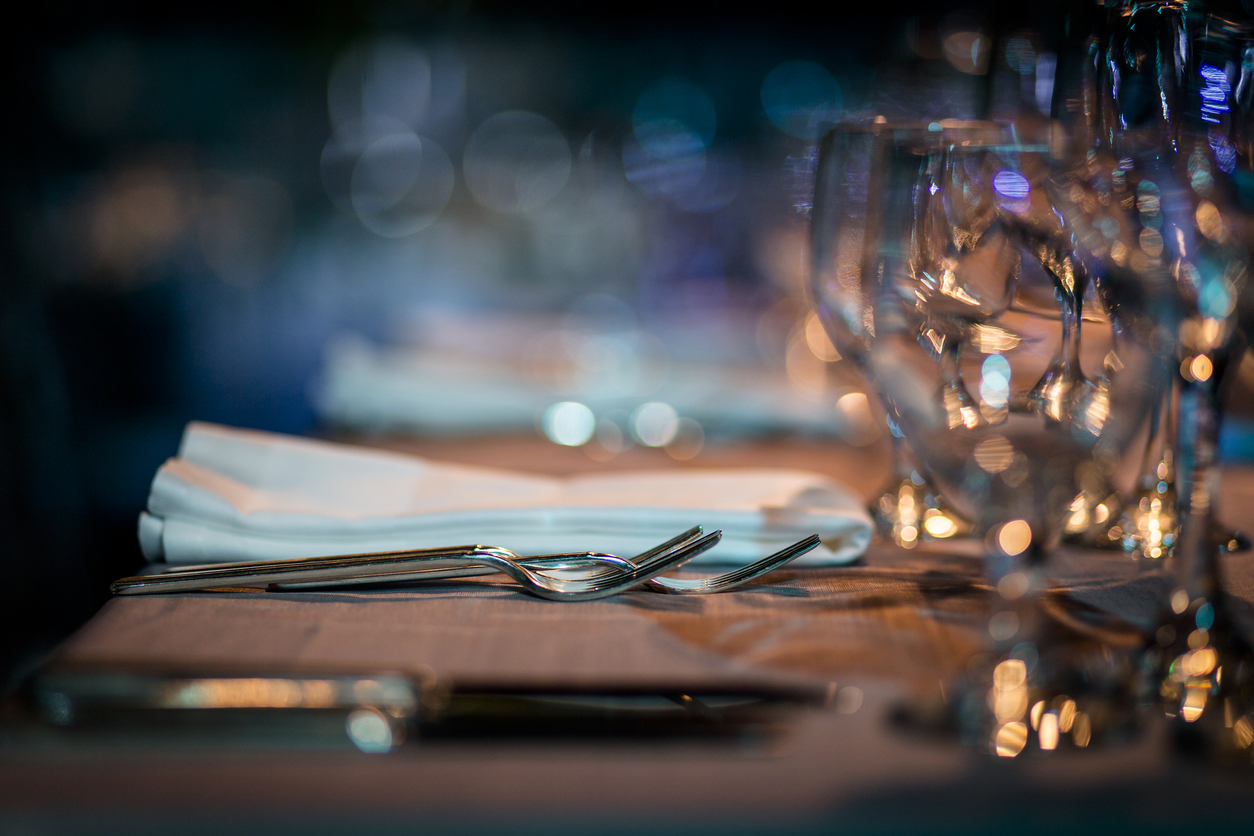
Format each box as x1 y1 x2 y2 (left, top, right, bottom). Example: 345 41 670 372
811 119 1172 753
813 122 1167 543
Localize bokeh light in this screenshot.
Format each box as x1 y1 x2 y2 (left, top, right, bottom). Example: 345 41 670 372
988 611 1020 642
943 21 990 75
633 79 716 152
665 417 705 461
328 40 433 141
804 311 840 362
623 79 717 199
996 520 1032 556
543 401 596 446
464 111 571 214
835 391 881 446
346 707 394 753
979 354 1012 409
992 169 1030 214
632 401 680 447
760 60 841 140
973 434 1014 473
351 133 455 236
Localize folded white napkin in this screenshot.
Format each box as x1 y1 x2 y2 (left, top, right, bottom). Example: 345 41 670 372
139 422 873 566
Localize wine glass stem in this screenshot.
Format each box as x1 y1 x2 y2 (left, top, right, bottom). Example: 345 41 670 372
1060 282 1083 378
1173 371 1222 601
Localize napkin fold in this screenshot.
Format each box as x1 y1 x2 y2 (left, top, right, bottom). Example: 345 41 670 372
139 422 873 566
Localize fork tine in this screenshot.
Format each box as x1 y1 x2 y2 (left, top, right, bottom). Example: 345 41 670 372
539 529 723 601
627 528 719 576
522 525 703 569
643 533 822 594
629 526 705 564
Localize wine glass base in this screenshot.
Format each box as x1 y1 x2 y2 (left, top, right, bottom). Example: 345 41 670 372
890 595 1149 756
873 477 971 549
1148 602 1254 765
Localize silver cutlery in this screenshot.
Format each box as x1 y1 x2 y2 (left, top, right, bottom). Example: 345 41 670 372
110 528 823 598
399 533 823 594
110 528 716 601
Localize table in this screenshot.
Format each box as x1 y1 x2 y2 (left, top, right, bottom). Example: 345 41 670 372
5 436 1254 834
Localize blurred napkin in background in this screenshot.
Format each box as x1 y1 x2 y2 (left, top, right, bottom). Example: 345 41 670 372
139 422 873 566
312 306 881 444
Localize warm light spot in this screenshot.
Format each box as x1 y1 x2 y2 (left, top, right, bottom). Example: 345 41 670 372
1196 200 1226 242
1186 647 1218 677
1139 228 1164 258
835 686 863 714
970 324 1021 353
923 510 959 539
804 312 840 361
994 659 1027 690
1039 712 1060 750
1190 355 1213 381
994 687 1029 723
1059 699 1076 733
1183 683 1209 722
897 485 916 510
1171 589 1190 614
596 417 629 454
1188 629 1210 651
974 435 1014 473
944 30 990 75
1071 712 1091 747
835 391 881 446
664 417 705 461
168 678 339 709
1068 501 1090 532
1234 717 1254 749
900 525 918 545
997 572 1030 600
1030 700 1045 730
997 520 1032 556
995 722 1028 757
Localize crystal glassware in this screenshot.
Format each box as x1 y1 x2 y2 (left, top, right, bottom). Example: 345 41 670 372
810 117 1170 753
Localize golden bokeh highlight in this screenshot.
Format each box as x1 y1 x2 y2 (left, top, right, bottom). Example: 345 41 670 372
1190 355 1213 382
997 520 1032 556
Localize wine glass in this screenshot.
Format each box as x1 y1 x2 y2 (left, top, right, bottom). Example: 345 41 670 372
1111 5 1254 760
1054 0 1254 759
811 118 1170 753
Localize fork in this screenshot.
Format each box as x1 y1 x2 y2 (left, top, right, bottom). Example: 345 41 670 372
109 528 715 601
382 533 824 594
642 534 822 594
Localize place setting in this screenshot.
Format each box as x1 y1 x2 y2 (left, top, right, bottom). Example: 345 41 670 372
13 2 1254 831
